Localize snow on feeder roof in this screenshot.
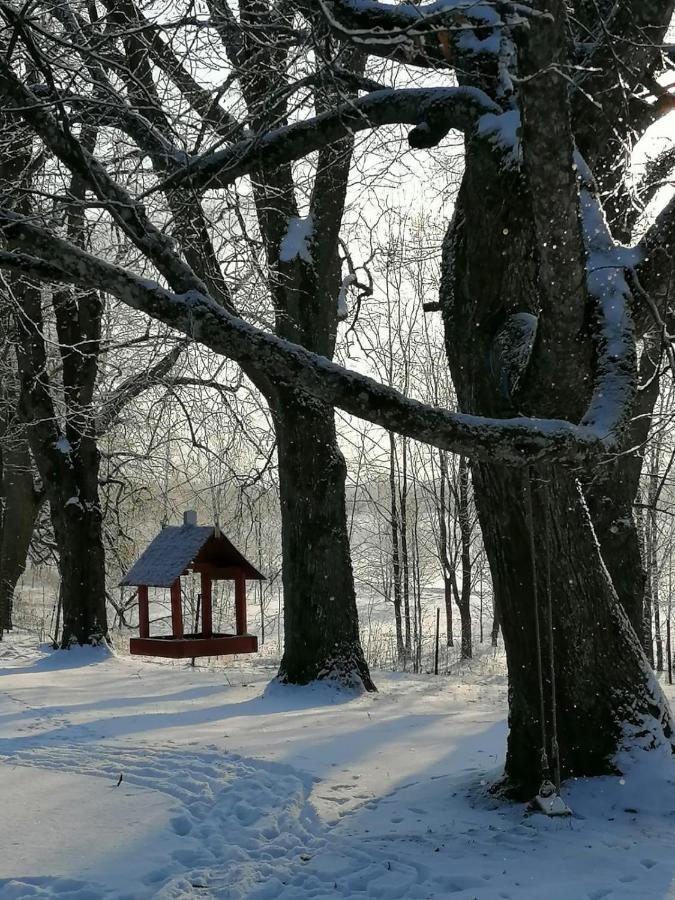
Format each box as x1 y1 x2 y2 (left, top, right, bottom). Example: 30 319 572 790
121 511 265 587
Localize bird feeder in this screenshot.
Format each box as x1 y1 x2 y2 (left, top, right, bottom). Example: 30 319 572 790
121 511 264 658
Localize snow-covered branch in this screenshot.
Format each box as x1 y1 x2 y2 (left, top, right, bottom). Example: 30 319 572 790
152 86 500 194
0 208 614 466
312 0 537 66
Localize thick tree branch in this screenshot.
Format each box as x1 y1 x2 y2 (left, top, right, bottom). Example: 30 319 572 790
0 210 625 466
150 85 500 194
311 0 536 68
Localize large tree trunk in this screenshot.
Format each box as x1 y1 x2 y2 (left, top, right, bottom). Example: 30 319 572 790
0 439 43 633
442 127 673 796
274 391 374 690
490 600 500 648
12 279 109 648
20 404 109 647
51 494 108 645
585 465 648 638
219 9 374 690
583 347 662 637
473 463 671 797
2 114 109 648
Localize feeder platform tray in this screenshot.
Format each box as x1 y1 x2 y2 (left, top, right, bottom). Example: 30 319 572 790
129 633 258 659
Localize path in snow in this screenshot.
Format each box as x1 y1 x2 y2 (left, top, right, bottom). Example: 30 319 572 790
2 636 675 899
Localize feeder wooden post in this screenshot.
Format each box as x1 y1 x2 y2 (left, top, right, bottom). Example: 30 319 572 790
170 578 184 638
235 571 247 635
138 585 150 638
201 572 213 638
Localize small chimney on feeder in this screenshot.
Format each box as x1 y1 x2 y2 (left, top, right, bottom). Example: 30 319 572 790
183 510 197 526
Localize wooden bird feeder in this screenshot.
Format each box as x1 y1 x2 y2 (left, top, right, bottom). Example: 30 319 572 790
121 511 264 658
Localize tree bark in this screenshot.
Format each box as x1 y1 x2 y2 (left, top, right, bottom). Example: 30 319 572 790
273 391 374 689
14 278 109 647
217 5 375 690
2 116 108 648
472 463 671 797
0 439 43 632
490 600 500 648
48 445 108 647
583 347 662 636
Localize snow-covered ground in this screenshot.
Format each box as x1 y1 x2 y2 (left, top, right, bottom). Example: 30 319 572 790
2 634 675 899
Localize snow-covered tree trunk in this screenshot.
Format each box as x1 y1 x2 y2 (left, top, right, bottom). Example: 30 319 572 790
274 390 374 689
230 4 375 689
12 275 109 647
1 116 108 646
42 441 108 647
471 462 671 796
441 98 673 794
583 346 662 636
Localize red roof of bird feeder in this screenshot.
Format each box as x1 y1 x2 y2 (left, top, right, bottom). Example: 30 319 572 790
121 516 265 587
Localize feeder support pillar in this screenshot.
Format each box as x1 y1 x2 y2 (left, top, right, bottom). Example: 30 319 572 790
200 572 213 638
138 585 149 638
170 578 184 638
235 571 247 635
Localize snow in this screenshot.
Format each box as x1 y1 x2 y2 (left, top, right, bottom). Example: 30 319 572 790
2 633 675 898
476 110 521 165
457 29 501 56
121 524 264 587
54 435 72 455
279 216 314 265
575 152 639 441
337 274 355 321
